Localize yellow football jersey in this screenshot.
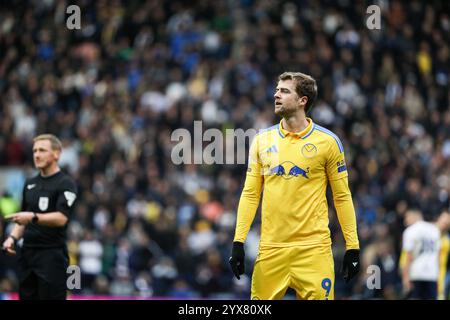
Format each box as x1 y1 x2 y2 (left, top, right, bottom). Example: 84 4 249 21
234 118 359 250
438 234 450 299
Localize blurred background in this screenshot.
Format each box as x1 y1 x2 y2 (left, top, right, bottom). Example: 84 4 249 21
0 0 449 300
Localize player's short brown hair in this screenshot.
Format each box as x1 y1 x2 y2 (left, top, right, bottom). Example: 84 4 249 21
278 72 317 114
33 134 62 152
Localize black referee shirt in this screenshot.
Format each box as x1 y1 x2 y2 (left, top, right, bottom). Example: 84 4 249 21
21 171 77 248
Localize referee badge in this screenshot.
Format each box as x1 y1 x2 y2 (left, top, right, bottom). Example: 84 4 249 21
301 143 317 158
38 197 49 211
64 191 77 207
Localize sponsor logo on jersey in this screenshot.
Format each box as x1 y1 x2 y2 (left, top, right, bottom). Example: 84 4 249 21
269 161 309 180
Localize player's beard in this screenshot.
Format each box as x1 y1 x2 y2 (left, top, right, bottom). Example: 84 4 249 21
274 103 297 118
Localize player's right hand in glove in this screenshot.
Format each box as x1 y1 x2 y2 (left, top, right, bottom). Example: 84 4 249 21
229 241 245 279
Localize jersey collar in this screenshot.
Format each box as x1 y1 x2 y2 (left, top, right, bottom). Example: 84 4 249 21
39 169 62 179
278 118 315 139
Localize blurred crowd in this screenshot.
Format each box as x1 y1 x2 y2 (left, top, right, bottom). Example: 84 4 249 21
1 0 450 299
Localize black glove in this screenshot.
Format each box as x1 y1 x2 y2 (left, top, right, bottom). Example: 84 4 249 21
229 242 245 280
341 249 360 283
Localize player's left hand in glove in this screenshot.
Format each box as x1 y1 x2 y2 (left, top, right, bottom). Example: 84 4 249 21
341 249 360 283
229 242 245 280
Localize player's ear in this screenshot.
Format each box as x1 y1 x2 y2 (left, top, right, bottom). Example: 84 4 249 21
298 95 308 106
53 150 61 161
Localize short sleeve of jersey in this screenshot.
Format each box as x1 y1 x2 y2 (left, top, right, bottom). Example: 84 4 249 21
326 137 348 181
21 179 29 211
56 177 78 217
247 135 262 177
402 228 414 252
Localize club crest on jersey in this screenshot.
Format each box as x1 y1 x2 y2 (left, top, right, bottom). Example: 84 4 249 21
38 197 49 211
301 143 317 158
269 161 309 180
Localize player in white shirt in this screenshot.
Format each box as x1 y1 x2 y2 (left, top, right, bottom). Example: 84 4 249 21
401 209 441 299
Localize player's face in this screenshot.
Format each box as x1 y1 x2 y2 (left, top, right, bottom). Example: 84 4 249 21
439 213 450 231
33 140 59 170
273 80 306 117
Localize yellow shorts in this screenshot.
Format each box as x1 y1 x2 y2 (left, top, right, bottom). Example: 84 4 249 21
251 245 335 300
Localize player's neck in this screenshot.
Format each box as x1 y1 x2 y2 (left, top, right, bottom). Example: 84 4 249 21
410 217 423 226
282 114 309 133
40 164 61 177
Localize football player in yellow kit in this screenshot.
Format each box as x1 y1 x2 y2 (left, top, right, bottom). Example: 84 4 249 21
436 210 450 300
229 72 360 300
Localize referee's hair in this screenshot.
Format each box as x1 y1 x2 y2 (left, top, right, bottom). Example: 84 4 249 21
33 134 63 152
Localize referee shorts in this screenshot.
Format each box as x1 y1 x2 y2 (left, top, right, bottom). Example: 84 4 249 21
18 246 69 300
251 245 335 300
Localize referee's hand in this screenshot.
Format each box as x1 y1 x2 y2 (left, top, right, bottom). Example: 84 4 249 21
4 212 33 225
229 242 245 280
1 237 17 256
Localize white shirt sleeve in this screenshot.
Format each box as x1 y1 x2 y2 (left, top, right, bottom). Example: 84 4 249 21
402 228 414 252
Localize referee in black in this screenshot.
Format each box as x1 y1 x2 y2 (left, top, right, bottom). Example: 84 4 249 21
2 134 78 300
